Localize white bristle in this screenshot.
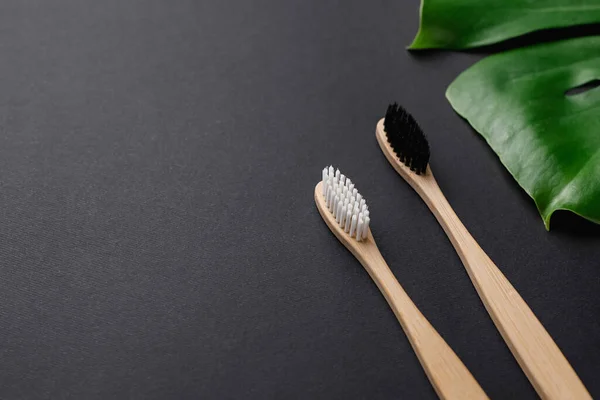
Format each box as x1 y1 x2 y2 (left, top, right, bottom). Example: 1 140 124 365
320 166 371 242
349 215 358 237
362 217 370 238
344 210 352 232
356 218 364 241
329 194 335 212
336 201 343 223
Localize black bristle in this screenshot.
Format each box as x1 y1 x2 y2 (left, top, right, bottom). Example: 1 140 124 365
383 103 430 174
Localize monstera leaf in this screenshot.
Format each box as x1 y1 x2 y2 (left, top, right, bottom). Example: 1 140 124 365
409 0 600 49
446 36 600 229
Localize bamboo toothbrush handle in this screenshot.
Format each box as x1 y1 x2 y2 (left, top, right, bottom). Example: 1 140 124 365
420 181 591 400
359 242 488 400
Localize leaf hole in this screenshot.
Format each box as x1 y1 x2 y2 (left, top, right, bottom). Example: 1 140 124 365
565 79 600 97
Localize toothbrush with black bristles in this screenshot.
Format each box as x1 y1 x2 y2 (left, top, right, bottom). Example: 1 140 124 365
376 103 591 400
315 166 488 400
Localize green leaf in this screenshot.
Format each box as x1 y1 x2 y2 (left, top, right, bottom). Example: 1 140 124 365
446 36 600 229
409 0 600 49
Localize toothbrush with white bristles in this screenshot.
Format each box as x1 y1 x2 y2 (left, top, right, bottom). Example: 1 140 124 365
315 166 488 400
321 166 370 240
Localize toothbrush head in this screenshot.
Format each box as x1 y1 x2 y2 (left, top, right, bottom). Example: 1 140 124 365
383 103 430 175
319 166 370 241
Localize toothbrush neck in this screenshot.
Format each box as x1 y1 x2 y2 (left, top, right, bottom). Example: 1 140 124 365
416 175 481 257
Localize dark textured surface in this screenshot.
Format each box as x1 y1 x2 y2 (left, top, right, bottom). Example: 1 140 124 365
1 1 599 399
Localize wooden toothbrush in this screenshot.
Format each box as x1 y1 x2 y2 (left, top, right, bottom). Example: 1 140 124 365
315 166 488 400
375 104 591 400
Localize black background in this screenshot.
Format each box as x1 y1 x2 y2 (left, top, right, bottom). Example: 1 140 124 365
1 1 599 399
